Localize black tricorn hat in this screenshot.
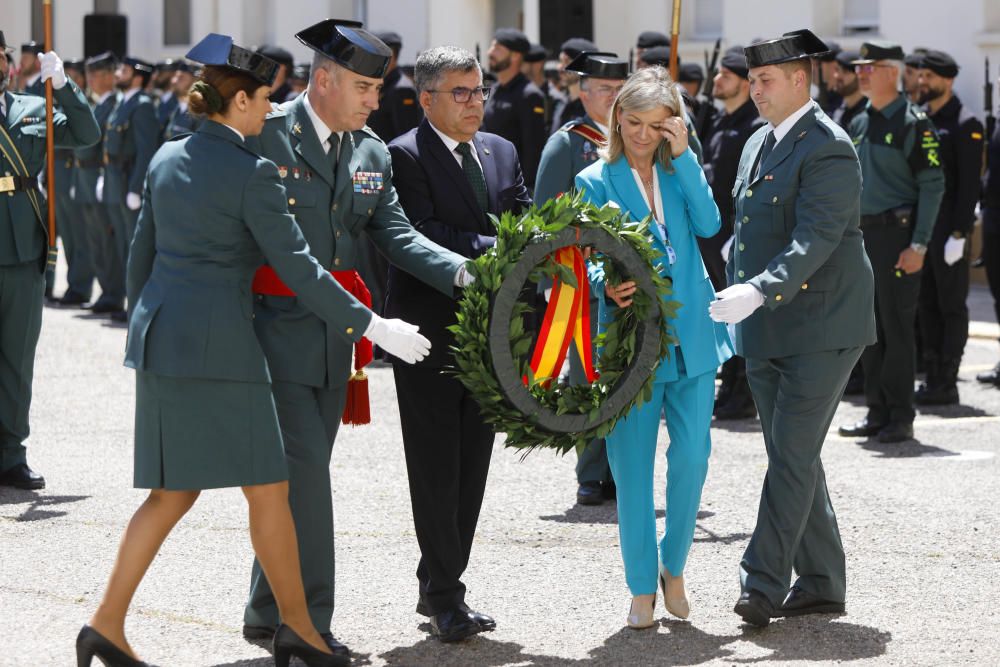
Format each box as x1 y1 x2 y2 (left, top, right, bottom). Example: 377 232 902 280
296 19 392 79
565 51 628 79
186 34 279 86
0 31 15 54
744 29 830 69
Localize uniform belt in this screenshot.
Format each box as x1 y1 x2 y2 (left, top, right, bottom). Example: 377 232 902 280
252 265 373 367
860 207 913 229
75 159 104 169
0 175 39 193
104 155 133 167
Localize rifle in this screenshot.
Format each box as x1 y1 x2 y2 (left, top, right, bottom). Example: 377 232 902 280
986 57 996 144
701 38 721 98
628 47 634 73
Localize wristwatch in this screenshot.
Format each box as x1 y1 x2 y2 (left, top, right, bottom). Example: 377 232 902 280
909 243 928 255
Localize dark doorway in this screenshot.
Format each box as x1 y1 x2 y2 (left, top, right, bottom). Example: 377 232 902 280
539 0 593 56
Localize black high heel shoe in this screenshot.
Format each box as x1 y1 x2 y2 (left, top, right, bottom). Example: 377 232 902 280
273 624 350 667
75 625 149 667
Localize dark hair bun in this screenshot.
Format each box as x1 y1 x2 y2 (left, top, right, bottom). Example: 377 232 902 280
188 79 224 115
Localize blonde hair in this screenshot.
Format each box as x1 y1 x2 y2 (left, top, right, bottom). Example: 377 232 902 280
600 66 683 168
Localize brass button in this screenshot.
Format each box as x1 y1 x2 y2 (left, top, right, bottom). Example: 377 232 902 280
746 189 753 198
367 208 373 215
739 243 745 251
801 283 808 290
775 294 783 302
772 196 778 203
737 270 745 278
332 203 338 211
334 258 341 266
288 197 296 205
742 215 749 223
346 327 354 335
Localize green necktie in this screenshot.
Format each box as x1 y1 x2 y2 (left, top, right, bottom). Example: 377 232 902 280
328 132 340 173
455 142 488 212
755 131 775 178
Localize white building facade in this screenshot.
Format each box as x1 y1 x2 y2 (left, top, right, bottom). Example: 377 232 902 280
0 0 997 113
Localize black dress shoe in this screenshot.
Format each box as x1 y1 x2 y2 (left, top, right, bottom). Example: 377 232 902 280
0 463 45 489
601 479 617 500
89 300 125 314
272 624 349 667
837 417 886 438
577 480 604 505
110 309 129 323
59 290 90 307
877 421 914 443
417 599 495 631
75 625 149 666
319 633 351 656
778 586 845 617
242 624 275 640
733 590 775 627
976 362 1000 385
713 393 757 420
429 608 481 642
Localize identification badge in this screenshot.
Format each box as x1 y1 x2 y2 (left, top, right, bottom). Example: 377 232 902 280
666 246 677 265
353 171 384 195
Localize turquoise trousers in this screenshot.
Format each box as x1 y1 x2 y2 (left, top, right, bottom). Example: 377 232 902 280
606 350 716 596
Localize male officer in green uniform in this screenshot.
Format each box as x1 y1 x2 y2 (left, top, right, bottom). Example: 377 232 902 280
242 19 470 654
837 42 945 443
18 41 44 96
74 52 123 314
534 51 626 506
103 56 158 322
0 35 100 489
708 29 875 627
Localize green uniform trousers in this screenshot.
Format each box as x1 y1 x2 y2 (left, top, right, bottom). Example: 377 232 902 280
0 262 45 472
244 379 347 631
57 189 94 300
740 346 863 606
572 296 611 485
81 202 124 307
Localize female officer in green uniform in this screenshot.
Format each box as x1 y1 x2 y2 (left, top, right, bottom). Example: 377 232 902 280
74 34 429 667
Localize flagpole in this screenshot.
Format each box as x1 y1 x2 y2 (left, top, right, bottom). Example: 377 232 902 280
43 0 57 277
669 0 681 81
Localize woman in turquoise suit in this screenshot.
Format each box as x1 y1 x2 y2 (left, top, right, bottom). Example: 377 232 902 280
75 35 432 667
575 66 733 629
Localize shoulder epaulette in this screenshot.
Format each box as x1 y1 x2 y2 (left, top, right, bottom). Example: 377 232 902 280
358 125 387 144
564 122 606 144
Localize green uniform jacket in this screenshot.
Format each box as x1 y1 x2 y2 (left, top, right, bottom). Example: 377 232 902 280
104 90 158 202
534 115 605 204
246 95 466 389
0 82 100 265
124 121 375 382
72 92 119 204
728 103 876 359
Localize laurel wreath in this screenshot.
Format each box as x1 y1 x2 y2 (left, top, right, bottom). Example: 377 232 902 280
448 193 678 455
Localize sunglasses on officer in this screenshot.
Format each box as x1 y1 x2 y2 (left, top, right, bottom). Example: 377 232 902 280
426 86 491 103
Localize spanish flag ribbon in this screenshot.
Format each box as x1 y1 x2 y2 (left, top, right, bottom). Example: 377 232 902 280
525 246 597 386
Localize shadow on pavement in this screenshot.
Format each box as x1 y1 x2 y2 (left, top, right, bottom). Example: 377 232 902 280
709 419 762 434
855 438 957 459
381 635 536 667
0 490 89 521
734 617 891 663
916 403 992 418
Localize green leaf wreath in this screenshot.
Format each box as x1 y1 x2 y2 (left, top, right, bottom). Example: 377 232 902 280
448 192 679 455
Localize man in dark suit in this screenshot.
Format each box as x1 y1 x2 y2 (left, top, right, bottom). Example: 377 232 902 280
385 45 531 643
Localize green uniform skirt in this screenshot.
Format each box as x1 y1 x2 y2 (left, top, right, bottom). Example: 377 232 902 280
133 371 288 490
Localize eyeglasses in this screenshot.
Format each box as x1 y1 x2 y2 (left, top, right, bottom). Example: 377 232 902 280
427 86 491 103
590 84 624 97
854 63 895 74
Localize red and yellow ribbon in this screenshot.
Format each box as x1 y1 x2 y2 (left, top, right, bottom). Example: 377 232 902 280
525 246 597 386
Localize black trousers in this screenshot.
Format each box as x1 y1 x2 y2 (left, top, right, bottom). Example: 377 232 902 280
983 209 1000 341
698 229 728 292
918 230 970 362
861 224 921 425
393 363 495 615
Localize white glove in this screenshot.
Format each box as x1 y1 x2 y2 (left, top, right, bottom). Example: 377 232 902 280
454 264 475 288
126 192 142 211
943 235 965 266
721 234 734 263
39 51 67 89
364 313 431 364
708 283 765 324
96 175 104 202
543 287 552 302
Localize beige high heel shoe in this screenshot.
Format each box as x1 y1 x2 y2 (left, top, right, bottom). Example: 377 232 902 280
627 593 657 629
659 561 690 620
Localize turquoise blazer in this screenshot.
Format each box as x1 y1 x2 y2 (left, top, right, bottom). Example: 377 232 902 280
575 149 733 382
125 121 374 383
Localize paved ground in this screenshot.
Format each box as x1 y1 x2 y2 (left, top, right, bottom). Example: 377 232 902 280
2 269 999 666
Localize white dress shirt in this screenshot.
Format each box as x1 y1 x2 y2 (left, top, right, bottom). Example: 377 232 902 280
768 99 816 147
428 120 483 172
303 90 343 159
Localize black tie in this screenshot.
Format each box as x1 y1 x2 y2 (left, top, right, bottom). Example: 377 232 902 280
327 132 340 173
756 131 776 178
455 142 488 212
